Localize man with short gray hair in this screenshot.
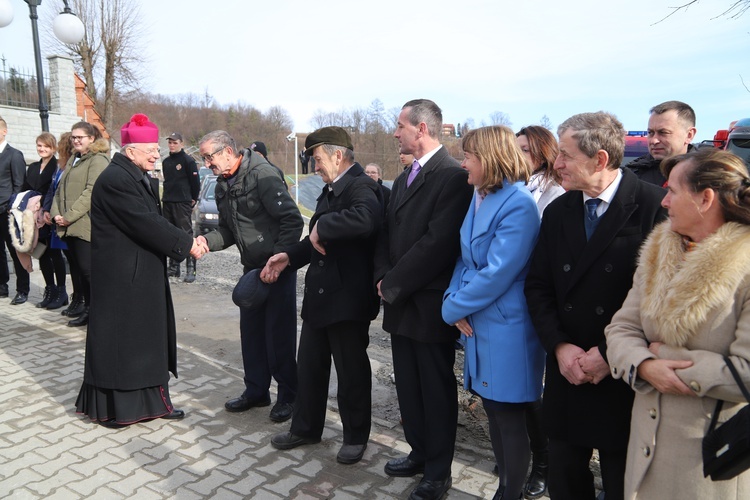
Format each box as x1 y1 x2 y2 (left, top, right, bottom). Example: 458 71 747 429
195 130 303 423
628 100 697 187
524 112 667 500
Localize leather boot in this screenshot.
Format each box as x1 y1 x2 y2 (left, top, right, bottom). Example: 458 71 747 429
45 286 69 310
167 258 180 278
62 293 85 317
523 452 548 499
67 307 89 327
36 285 55 308
183 257 196 283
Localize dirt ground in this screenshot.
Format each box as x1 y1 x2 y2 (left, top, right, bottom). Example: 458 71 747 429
168 252 492 453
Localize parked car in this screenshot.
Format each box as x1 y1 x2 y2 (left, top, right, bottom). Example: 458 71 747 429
622 131 649 166
193 175 219 234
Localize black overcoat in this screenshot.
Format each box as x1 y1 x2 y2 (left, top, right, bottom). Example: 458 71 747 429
524 168 667 451
84 153 193 391
374 146 473 343
286 163 382 328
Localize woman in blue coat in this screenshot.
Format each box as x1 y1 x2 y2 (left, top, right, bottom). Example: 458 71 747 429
442 125 545 500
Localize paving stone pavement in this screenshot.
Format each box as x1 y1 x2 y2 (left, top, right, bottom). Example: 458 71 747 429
0 286 504 499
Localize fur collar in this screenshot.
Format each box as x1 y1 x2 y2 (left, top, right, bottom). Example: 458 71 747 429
639 221 750 346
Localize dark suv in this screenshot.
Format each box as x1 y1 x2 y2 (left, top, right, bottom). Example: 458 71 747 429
193 175 219 234
726 118 750 167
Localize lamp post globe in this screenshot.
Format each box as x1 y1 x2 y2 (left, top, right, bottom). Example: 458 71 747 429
0 0 14 28
53 9 84 44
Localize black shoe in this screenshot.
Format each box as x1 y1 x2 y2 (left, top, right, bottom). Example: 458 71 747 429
224 394 271 413
99 419 127 429
337 443 367 464
67 310 89 327
46 287 69 310
408 477 452 500
523 459 548 499
270 402 293 422
270 432 320 450
384 456 425 477
62 293 85 316
0 284 8 297
36 285 55 308
10 292 28 305
161 409 186 420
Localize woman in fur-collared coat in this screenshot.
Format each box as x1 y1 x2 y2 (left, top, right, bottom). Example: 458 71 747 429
605 148 750 499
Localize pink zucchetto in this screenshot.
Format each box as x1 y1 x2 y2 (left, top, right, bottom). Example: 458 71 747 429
120 113 159 144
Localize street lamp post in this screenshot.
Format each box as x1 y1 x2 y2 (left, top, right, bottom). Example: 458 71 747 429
287 132 299 204
0 0 85 132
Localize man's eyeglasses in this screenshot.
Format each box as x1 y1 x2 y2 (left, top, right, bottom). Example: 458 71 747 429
71 135 91 142
201 146 226 163
129 146 161 156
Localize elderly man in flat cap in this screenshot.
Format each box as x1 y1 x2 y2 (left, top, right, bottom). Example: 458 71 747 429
263 126 383 465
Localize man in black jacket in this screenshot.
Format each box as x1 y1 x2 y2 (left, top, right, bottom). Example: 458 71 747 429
162 132 200 282
265 126 382 466
627 100 697 187
375 99 473 500
524 112 667 500
0 117 28 304
196 130 303 424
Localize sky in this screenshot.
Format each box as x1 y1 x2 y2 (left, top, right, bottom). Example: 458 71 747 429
1 0 749 141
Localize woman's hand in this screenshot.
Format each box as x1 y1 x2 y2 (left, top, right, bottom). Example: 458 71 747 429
637 359 695 395
455 318 473 337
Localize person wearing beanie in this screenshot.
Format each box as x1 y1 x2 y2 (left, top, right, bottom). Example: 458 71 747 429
195 130 303 423
266 126 383 465
250 141 288 188
163 132 200 282
75 113 201 428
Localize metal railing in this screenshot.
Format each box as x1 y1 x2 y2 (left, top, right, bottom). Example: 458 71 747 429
0 61 49 111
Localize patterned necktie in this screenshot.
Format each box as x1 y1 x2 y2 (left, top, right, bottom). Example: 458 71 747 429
406 160 421 187
585 198 602 221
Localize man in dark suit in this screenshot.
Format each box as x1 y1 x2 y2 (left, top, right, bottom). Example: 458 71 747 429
0 117 29 304
375 99 473 500
266 126 382 465
524 112 667 500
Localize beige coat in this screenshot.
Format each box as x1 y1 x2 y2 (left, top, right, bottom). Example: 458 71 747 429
605 221 750 499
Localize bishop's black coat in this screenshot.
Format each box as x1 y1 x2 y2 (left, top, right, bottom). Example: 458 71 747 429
84 153 193 390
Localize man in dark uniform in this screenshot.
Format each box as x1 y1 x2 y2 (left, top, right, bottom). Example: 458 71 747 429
162 132 200 282
266 127 382 465
627 101 697 187
375 99 473 500
524 111 667 500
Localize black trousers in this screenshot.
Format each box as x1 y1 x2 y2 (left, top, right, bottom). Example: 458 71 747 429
163 201 193 235
238 268 297 404
391 334 457 481
548 439 626 500
0 211 29 293
290 320 372 445
63 237 91 304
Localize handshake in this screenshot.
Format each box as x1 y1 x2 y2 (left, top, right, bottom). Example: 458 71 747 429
190 235 210 259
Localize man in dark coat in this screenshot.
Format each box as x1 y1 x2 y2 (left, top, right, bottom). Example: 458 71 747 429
76 114 197 427
627 100 697 187
375 99 473 500
0 117 29 304
524 112 667 500
162 132 200 282
196 130 303 423
266 127 382 465
364 163 391 212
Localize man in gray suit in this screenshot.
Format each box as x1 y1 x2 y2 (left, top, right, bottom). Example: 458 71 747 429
375 99 473 500
0 117 28 304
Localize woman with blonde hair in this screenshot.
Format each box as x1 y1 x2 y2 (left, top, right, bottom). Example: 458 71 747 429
606 148 750 498
442 125 545 500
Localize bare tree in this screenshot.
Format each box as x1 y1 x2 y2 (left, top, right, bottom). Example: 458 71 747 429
540 115 554 131
489 111 513 127
44 0 147 132
655 0 749 23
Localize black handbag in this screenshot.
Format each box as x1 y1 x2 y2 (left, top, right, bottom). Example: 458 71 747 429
702 356 750 481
